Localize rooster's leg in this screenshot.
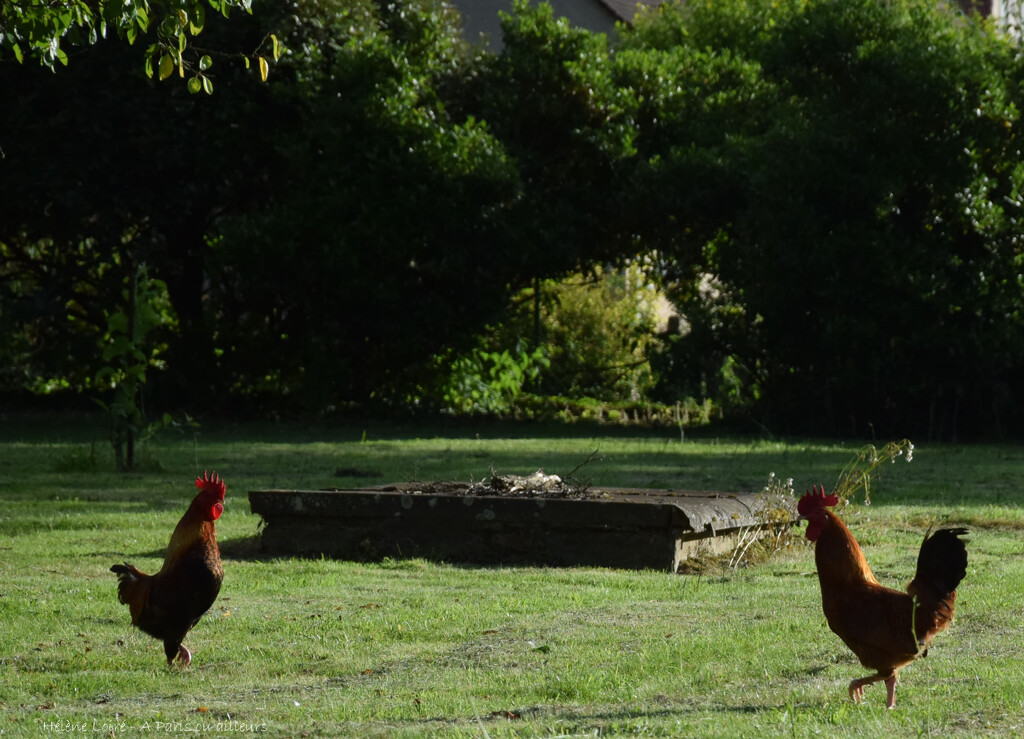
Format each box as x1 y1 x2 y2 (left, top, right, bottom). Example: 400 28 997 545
176 644 192 668
884 674 898 709
848 673 885 704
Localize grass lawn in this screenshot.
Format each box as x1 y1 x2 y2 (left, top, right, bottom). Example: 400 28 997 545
1 415 1022 737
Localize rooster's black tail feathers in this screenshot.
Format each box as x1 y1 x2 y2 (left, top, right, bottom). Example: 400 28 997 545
914 527 969 598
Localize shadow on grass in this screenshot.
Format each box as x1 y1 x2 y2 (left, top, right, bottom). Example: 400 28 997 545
110 534 272 563
401 700 815 733
219 534 273 562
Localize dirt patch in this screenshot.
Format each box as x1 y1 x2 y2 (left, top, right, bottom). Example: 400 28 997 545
402 471 595 500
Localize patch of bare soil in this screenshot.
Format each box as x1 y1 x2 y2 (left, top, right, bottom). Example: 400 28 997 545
412 470 595 499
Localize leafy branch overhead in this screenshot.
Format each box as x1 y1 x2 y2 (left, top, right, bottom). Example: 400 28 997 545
0 0 281 93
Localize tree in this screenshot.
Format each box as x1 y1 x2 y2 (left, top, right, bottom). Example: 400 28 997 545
622 0 1024 437
1 0 636 411
463 0 638 276
0 0 277 92
0 0 279 402
205 0 645 408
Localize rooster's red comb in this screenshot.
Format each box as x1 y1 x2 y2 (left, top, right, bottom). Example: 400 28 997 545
797 484 838 515
196 470 226 499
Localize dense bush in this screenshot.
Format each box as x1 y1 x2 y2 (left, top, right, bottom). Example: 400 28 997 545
429 264 664 414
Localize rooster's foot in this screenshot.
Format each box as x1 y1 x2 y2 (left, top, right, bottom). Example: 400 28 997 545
848 680 866 704
848 674 897 708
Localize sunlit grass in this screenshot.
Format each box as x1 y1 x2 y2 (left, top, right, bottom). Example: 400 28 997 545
1 415 1022 735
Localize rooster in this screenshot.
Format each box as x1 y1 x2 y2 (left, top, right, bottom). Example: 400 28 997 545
798 485 967 708
111 471 225 667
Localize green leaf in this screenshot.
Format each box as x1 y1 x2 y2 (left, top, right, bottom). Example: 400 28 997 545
144 43 159 77
258 55 268 82
270 33 281 60
102 336 134 362
188 75 202 94
199 55 212 71
12 42 23 63
202 75 213 94
190 4 206 35
107 311 129 334
158 53 174 81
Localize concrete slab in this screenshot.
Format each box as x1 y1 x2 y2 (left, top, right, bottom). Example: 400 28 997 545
249 483 794 571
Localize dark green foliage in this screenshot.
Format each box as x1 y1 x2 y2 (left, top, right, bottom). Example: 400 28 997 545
624 0 1024 438
4 0 1024 440
466 0 636 274
208 0 522 407
0 0 634 413
0 5 272 403
203 0 647 410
